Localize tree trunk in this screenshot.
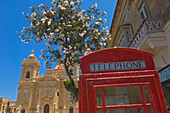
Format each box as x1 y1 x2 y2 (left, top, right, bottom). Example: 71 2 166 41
63 63 78 101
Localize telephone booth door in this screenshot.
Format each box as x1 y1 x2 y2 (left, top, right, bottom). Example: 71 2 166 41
92 72 162 113
79 48 168 113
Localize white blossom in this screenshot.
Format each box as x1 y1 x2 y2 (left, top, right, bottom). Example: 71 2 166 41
50 32 54 36
55 29 59 32
67 25 72 27
104 18 107 23
71 7 75 11
103 11 106 15
58 5 61 9
61 6 66 10
94 29 98 32
42 11 46 15
52 0 56 5
41 16 48 23
48 19 52 25
78 12 82 16
92 3 97 9
99 43 102 46
41 50 44 53
47 28 50 31
60 34 64 38
69 45 72 49
50 10 55 15
70 1 74 6
44 61 47 65
81 10 85 13
79 33 84 37
75 1 79 6
82 30 86 35
103 38 107 41
39 4 44 8
60 17 63 20
33 12 36 17
99 18 102 21
95 22 100 25
64 1 69 6
84 48 91 56
102 27 106 30
74 51 79 54
85 22 89 27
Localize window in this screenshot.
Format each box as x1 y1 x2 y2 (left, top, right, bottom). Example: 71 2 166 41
118 40 127 47
95 84 154 113
69 107 73 113
57 92 59 99
44 104 49 113
3 106 5 110
26 71 30 78
21 109 25 113
139 3 149 19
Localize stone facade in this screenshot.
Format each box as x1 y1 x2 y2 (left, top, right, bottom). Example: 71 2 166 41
110 0 170 110
0 98 16 113
16 50 79 113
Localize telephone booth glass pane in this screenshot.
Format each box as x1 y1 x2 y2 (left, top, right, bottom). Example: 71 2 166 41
104 86 143 106
147 107 154 113
106 107 145 113
142 85 152 103
96 88 103 107
97 109 103 113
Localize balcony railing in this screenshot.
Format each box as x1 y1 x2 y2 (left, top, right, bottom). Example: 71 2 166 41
129 19 164 48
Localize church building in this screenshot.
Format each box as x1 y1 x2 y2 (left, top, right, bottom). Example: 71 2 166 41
16 50 79 113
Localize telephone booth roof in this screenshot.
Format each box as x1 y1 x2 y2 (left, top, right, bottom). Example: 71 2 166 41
80 47 155 74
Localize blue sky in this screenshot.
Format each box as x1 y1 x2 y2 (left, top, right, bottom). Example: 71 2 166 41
0 0 117 101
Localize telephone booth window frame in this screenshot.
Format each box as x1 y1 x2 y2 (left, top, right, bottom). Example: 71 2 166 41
94 82 156 113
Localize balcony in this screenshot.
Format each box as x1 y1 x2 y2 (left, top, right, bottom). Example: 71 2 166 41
129 19 166 49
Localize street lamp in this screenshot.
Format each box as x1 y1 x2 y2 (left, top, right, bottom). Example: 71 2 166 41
18 105 21 113
36 104 40 113
54 103 56 113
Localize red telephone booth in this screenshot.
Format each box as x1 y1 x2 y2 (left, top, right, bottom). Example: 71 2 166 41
79 48 168 113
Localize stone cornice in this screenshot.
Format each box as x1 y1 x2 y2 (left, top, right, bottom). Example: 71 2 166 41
109 0 127 46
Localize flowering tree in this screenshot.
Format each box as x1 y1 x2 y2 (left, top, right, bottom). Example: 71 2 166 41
17 0 111 101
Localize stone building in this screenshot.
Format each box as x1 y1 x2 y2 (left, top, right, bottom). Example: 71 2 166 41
109 0 170 110
0 98 16 113
16 50 79 113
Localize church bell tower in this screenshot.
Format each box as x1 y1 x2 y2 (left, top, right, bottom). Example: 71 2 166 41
20 50 40 81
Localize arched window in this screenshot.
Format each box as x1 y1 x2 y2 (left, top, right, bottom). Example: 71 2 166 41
69 107 73 113
21 109 25 113
57 92 59 99
26 71 30 78
44 104 49 113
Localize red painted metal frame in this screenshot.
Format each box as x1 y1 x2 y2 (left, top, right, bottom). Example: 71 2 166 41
80 48 155 74
79 48 168 113
79 70 168 113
